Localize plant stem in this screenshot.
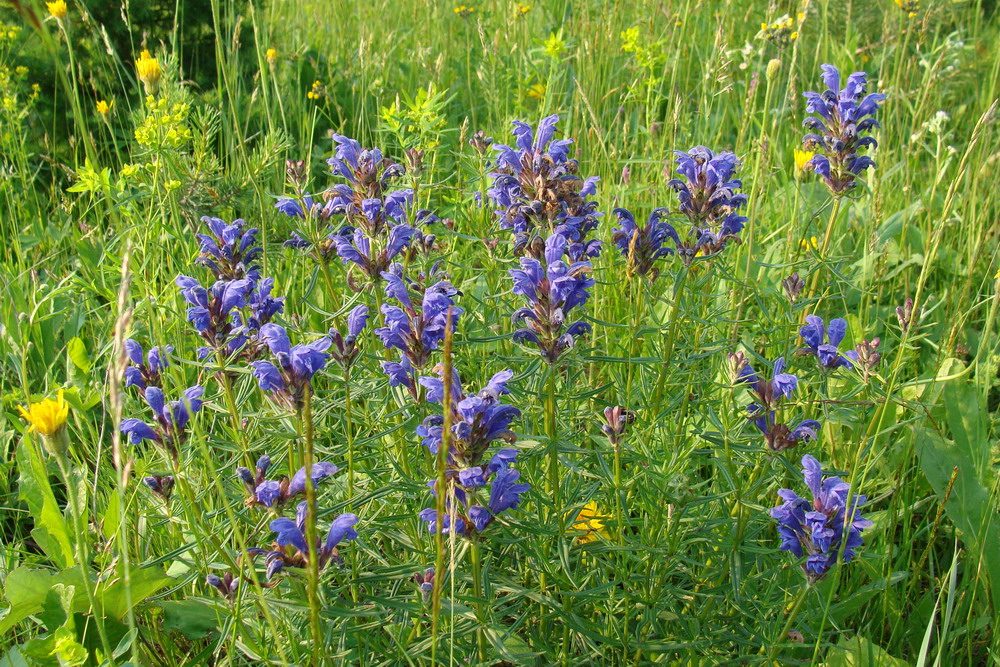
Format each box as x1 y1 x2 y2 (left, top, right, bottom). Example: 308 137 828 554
471 539 487 663
806 197 843 302
650 265 689 415
544 365 559 510
300 386 322 667
431 307 456 664
764 583 811 663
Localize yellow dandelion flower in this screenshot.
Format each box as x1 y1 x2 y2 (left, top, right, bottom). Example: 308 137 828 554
265 48 277 65
566 501 611 545
46 0 67 19
514 3 531 18
18 391 70 457
306 80 324 100
794 149 815 173
96 99 113 116
136 50 161 93
454 5 475 18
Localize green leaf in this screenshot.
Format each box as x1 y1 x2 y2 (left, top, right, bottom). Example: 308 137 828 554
822 635 909 666
14 444 74 568
95 565 175 619
66 337 90 374
0 567 87 634
159 600 222 639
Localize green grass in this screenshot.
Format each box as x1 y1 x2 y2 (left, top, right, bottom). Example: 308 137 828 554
1 0 999 664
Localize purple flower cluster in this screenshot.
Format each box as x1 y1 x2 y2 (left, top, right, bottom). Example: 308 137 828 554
277 135 439 286
802 64 885 195
798 315 858 370
327 304 370 369
487 115 602 259
236 454 339 508
175 217 285 361
375 265 462 399
119 385 205 458
510 233 594 364
416 368 527 536
610 207 677 278
731 354 820 452
771 455 872 581
247 501 359 580
666 146 749 263
249 324 332 411
124 340 172 390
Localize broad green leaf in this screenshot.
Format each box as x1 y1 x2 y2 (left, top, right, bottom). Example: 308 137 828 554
0 567 87 634
14 444 74 568
822 635 909 666
66 337 90 373
158 600 222 639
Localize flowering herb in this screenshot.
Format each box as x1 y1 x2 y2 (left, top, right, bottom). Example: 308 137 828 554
247 501 359 580
119 385 205 458
798 315 857 369
175 274 254 359
413 567 435 602
611 207 677 278
731 353 819 451
667 146 748 263
124 340 172 390
206 573 243 600
510 232 594 364
416 367 527 536
142 474 174 501
196 216 262 281
236 455 339 509
249 324 331 411
487 114 602 259
600 405 635 448
802 64 885 195
328 304 370 369
17 391 70 457
771 455 872 581
375 264 462 399
565 501 611 544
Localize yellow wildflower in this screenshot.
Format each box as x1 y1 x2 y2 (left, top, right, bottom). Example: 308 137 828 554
15 66 28 77
96 99 113 117
46 0 67 19
800 236 819 252
265 48 277 65
527 82 545 99
307 80 324 100
566 501 611 545
794 149 815 174
18 391 70 457
514 3 531 18
136 50 161 93
454 5 475 18
895 0 918 17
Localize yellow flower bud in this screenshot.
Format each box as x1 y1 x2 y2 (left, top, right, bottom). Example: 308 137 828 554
766 59 781 82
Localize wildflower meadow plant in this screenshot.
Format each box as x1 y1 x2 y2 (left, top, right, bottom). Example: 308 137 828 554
798 314 857 370
771 455 872 581
510 232 594 364
610 207 677 278
802 64 885 195
119 385 205 458
248 501 359 580
666 146 748 262
375 264 462 399
731 353 820 451
416 368 526 536
124 340 172 390
236 455 339 509
249 324 331 411
488 114 602 259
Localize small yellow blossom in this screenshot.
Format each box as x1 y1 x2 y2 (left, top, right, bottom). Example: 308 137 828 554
794 149 815 173
306 80 324 100
96 99 113 116
15 66 29 77
758 14 797 47
895 0 918 17
527 82 545 99
454 5 475 18
514 3 531 18
800 236 819 252
265 48 277 65
566 501 611 545
46 0 67 19
994 267 1000 280
18 391 69 438
136 50 161 93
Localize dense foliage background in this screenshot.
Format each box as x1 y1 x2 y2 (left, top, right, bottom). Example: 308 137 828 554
0 0 998 664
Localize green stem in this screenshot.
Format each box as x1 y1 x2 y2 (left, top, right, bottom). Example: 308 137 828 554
806 197 843 302
650 266 689 415
471 539 487 663
300 387 322 667
544 366 559 509
344 368 355 503
764 583 811 663
431 308 456 664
